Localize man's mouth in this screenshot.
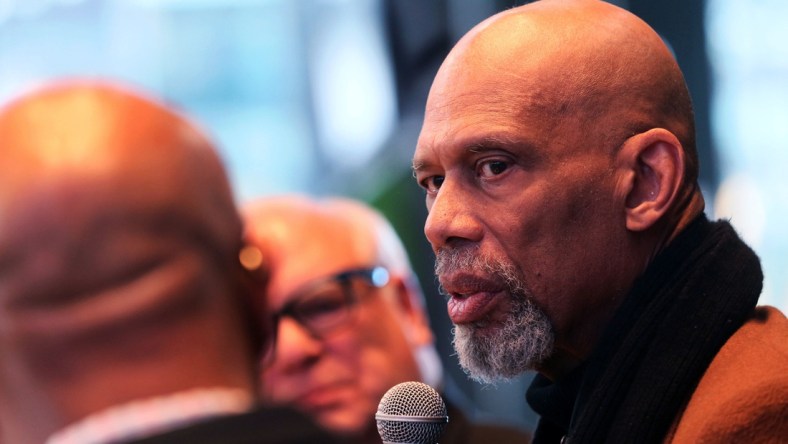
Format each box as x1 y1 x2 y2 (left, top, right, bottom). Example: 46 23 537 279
441 274 506 324
447 290 505 324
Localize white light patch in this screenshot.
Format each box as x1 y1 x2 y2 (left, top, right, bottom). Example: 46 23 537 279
309 1 396 169
713 173 766 248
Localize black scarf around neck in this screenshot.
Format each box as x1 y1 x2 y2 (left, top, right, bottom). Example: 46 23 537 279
527 215 763 443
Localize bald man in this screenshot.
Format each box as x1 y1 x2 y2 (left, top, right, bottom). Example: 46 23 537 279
0 82 335 444
412 0 788 443
243 195 531 444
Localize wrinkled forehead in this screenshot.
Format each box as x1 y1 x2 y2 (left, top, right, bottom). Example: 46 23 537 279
416 52 572 168
418 1 671 164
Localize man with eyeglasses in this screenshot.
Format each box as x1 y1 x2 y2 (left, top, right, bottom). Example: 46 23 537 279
243 195 531 444
0 81 337 444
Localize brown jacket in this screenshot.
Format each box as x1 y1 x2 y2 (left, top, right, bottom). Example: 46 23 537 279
669 306 788 443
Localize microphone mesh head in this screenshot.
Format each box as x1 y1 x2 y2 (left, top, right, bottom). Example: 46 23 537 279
376 381 448 444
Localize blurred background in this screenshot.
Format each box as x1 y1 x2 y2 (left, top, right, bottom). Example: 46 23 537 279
2 0 786 434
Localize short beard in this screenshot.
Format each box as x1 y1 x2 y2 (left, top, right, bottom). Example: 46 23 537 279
435 247 555 384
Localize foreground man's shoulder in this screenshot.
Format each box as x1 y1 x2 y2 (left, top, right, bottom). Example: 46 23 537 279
669 306 788 443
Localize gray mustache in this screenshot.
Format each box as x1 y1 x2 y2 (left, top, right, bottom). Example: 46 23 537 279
434 247 526 296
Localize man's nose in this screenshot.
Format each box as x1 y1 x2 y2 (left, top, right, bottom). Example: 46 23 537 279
270 316 323 372
424 180 483 251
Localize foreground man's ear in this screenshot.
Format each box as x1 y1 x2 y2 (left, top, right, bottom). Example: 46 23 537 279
620 128 685 232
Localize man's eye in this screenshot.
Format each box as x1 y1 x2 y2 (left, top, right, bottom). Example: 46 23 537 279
421 176 445 193
296 293 346 320
478 160 510 177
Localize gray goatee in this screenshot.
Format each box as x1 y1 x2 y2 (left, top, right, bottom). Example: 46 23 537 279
435 247 554 384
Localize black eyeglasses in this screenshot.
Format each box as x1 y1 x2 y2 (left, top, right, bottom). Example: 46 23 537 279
261 266 390 366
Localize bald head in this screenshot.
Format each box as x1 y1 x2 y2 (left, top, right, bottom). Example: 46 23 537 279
427 0 698 185
0 82 258 443
243 195 422 306
0 81 238 227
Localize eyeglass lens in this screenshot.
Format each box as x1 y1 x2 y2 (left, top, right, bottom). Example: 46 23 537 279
261 267 389 367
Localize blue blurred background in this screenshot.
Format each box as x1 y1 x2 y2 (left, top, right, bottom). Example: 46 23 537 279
2 0 786 434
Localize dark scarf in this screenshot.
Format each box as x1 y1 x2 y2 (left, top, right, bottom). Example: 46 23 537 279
526 214 763 443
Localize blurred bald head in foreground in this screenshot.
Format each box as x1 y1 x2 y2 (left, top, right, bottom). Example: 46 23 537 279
0 82 333 444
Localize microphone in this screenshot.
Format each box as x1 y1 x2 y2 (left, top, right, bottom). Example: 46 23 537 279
375 381 449 444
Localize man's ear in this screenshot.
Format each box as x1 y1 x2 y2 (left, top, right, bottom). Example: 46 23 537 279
620 128 685 232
